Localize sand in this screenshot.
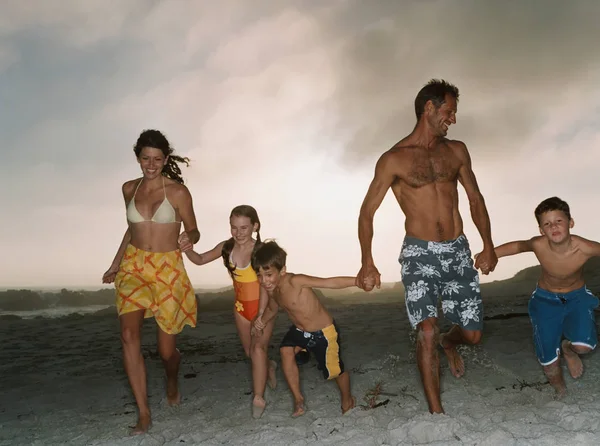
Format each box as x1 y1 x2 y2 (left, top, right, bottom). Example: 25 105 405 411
1 298 599 445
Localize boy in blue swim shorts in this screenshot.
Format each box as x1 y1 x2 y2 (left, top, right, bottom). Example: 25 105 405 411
482 197 600 396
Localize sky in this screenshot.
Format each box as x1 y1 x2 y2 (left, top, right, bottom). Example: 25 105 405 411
1 0 599 289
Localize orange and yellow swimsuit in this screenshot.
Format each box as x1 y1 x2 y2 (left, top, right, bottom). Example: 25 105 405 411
230 258 260 321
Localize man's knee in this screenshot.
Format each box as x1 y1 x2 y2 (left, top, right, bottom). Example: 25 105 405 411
416 319 440 348
462 329 482 345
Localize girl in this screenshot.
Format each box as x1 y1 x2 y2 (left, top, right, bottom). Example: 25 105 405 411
183 205 276 418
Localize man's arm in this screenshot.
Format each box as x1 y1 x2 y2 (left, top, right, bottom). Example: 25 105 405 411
290 274 358 290
455 141 496 273
358 151 397 288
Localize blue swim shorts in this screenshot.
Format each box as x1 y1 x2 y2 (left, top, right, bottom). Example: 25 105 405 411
399 234 483 330
528 285 598 365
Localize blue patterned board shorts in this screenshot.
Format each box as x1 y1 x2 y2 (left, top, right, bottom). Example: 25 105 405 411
399 234 483 330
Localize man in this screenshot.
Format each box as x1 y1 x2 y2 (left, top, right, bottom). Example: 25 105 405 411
356 79 497 414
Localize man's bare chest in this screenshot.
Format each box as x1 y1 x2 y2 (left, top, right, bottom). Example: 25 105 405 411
402 151 461 188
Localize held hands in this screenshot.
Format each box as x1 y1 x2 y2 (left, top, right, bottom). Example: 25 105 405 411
474 247 498 275
252 315 265 337
178 232 193 252
357 263 381 292
102 265 119 284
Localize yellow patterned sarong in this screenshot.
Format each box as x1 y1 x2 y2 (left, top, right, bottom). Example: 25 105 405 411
115 244 197 334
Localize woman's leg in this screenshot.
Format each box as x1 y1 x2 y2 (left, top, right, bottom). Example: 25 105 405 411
120 310 151 434
157 328 181 405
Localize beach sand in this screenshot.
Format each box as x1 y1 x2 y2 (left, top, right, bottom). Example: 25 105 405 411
1 297 599 445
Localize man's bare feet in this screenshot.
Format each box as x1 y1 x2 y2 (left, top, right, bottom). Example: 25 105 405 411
561 339 584 379
252 395 266 419
341 396 356 415
440 333 465 378
267 360 277 390
130 412 152 435
291 399 305 417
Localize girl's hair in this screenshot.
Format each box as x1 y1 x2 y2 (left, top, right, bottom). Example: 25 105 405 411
221 205 262 277
133 129 190 184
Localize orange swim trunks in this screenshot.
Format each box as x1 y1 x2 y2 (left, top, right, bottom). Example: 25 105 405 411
115 244 197 334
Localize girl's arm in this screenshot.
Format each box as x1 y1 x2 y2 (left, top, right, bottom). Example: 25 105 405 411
184 241 226 265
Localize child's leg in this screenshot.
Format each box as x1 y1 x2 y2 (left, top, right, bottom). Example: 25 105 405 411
542 359 566 397
528 290 565 395
250 316 276 418
334 372 355 414
562 288 598 379
561 339 592 379
280 346 305 417
234 311 252 357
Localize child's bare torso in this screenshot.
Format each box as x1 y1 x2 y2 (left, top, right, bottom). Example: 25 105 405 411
532 235 588 293
272 273 333 332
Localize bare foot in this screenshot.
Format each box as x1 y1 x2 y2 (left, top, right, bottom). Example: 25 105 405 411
252 395 266 419
553 386 567 399
130 413 152 435
267 360 277 390
342 396 356 415
440 333 465 378
562 340 584 379
291 400 305 417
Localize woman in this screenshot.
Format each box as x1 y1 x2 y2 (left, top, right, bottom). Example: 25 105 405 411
102 129 198 435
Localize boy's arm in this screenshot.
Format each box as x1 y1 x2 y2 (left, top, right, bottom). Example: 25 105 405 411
259 297 279 326
184 241 225 265
494 238 535 258
577 236 600 258
290 274 358 290
257 285 269 318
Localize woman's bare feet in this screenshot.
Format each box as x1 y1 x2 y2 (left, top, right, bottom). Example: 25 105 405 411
252 395 266 419
291 399 305 417
440 333 465 378
130 412 152 435
561 339 584 378
267 360 278 389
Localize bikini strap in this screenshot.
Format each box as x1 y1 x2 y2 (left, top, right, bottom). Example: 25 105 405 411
162 176 167 198
132 178 143 199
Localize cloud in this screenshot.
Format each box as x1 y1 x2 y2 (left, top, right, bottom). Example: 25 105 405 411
314 0 600 162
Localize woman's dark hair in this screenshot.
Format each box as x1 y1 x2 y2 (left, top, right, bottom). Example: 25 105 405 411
134 129 190 184
221 205 262 277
